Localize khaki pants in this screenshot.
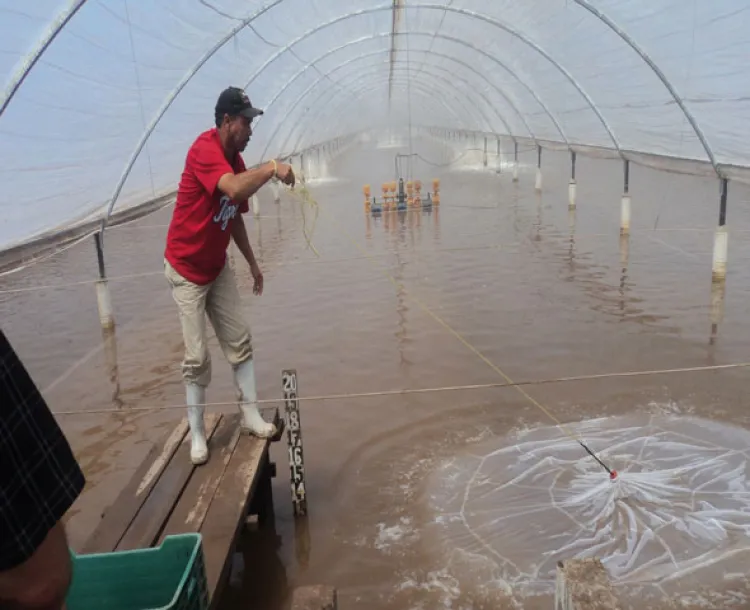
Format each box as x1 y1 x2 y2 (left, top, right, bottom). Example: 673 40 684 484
164 258 253 387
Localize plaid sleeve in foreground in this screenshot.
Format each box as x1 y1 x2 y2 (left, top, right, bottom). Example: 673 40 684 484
0 329 85 571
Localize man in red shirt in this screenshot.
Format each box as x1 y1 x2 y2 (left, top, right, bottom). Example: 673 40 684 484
164 86 295 465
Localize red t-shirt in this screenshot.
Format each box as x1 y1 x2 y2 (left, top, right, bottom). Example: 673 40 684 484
165 128 249 285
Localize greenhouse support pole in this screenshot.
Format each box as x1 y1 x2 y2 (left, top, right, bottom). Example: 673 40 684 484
535 145 542 191
712 178 729 281
621 159 631 236
569 151 577 208
94 232 115 330
513 141 519 182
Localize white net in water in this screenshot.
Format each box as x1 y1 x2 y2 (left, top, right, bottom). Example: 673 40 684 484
426 413 750 605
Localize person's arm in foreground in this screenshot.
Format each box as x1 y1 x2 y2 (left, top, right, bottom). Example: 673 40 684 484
218 159 295 202
0 329 85 610
231 218 263 296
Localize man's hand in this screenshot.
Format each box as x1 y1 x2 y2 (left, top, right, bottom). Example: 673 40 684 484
250 260 264 296
275 161 295 187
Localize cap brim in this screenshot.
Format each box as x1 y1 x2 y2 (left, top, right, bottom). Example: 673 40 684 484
240 107 264 119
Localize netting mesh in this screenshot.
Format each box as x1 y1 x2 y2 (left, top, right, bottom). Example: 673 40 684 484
426 414 750 605
2 0 749 247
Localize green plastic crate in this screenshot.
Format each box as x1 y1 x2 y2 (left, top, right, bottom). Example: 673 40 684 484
66 534 208 610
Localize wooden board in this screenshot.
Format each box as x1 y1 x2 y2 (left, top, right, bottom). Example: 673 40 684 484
114 413 221 551
81 418 189 553
80 408 275 610
159 413 242 540
199 433 269 607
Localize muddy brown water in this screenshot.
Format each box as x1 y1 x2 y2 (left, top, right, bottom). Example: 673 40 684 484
3 139 750 609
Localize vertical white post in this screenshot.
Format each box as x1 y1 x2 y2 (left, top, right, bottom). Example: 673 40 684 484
513 141 519 182
712 225 728 281
96 280 115 330
568 151 577 208
93 232 115 330
621 159 631 235
252 194 260 217
535 144 542 191
620 195 631 235
712 178 729 282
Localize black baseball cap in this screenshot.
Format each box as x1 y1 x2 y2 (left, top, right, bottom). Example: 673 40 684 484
215 86 264 122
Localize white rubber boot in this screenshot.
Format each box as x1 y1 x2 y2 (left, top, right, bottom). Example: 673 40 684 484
186 383 209 465
234 359 276 438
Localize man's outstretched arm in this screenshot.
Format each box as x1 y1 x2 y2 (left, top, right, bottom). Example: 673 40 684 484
218 159 295 202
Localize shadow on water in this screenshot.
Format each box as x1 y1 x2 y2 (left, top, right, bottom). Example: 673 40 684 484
221 507 315 610
223 527 289 610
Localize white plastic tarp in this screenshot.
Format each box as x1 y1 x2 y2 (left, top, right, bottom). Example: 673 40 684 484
1 0 748 248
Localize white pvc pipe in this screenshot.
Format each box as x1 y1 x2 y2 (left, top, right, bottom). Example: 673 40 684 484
568 180 577 208
712 225 728 280
252 194 260 216
96 280 115 330
620 194 631 235
512 163 519 182
270 179 281 202
535 168 542 191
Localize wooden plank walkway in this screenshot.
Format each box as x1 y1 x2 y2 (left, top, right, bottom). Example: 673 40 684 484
82 409 283 609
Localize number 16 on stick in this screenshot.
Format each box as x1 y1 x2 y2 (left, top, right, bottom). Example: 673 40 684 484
282 369 308 517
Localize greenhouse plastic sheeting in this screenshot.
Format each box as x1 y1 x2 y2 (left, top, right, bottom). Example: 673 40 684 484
1 0 749 248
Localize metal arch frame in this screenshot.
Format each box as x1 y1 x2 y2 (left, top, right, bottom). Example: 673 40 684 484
573 0 719 175
270 69 471 158
1 0 709 168
257 54 523 163
288 77 467 157
279 68 490 154
305 59 502 133
239 5 619 152
3 0 720 213
0 0 88 119
245 34 538 147
297 89 490 158
280 74 483 157
97 0 289 234
280 72 490 158
364 64 497 132
285 73 481 155
296 76 471 144
99 2 614 231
